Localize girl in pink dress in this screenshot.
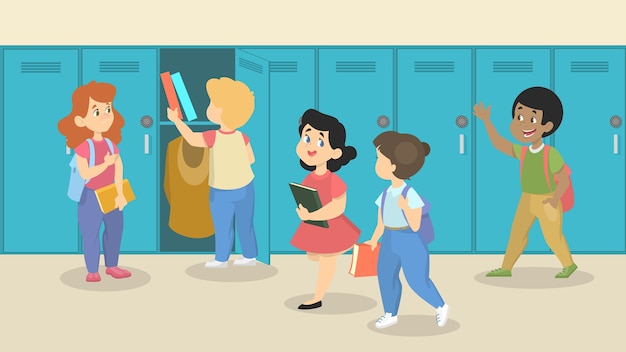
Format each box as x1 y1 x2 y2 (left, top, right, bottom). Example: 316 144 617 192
291 109 360 310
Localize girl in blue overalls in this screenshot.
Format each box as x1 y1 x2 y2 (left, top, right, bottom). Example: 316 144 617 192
364 131 450 329
58 81 131 282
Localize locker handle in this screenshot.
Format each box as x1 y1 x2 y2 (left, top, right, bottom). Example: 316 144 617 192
66 146 71 155
144 134 150 154
459 134 465 155
614 134 619 155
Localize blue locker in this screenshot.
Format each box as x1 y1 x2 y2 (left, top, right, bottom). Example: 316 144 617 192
0 48 3 253
3 49 79 253
475 49 551 252
235 49 271 264
397 48 473 252
82 49 157 252
554 49 625 252
245 48 316 253
318 48 394 242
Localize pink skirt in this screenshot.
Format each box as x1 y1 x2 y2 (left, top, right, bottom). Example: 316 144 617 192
290 214 361 254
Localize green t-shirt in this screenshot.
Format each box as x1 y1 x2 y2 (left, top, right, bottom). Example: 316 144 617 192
512 144 565 194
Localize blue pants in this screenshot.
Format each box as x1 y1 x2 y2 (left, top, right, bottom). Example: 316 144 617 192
377 228 444 316
77 188 124 273
209 181 258 262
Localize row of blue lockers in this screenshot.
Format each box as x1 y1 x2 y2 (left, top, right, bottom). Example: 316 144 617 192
1 47 624 264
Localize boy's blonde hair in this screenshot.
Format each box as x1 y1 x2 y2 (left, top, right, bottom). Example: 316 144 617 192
206 77 255 129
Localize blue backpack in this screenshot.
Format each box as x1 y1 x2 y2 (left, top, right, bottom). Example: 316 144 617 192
380 185 435 245
67 138 115 202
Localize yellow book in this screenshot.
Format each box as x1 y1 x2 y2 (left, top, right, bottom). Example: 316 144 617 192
94 179 136 214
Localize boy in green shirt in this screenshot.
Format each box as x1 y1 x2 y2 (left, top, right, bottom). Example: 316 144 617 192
474 87 577 278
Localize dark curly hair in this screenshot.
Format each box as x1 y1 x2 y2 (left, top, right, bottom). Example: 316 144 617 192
298 109 357 172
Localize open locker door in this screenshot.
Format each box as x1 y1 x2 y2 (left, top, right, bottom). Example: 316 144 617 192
235 49 270 264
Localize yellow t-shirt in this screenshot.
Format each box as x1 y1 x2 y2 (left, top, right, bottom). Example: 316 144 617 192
202 129 254 190
513 144 565 194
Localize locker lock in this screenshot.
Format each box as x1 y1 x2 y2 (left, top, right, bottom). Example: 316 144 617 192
377 115 390 128
456 115 468 128
610 115 621 128
141 115 153 128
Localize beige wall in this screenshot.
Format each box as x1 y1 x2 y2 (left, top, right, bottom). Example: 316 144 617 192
1 0 624 45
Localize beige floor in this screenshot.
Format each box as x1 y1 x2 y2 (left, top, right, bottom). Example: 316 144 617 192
1 253 623 351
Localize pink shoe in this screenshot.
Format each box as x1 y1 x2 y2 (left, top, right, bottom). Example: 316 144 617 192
86 272 101 282
105 266 132 279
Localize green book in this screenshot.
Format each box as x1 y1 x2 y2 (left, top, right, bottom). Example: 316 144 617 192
289 182 329 228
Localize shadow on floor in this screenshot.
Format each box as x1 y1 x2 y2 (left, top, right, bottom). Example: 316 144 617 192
60 266 151 291
284 292 378 314
367 315 461 336
474 267 594 289
186 262 279 282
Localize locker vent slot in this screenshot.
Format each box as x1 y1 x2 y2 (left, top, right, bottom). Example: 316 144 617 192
270 61 298 73
570 61 609 73
21 62 61 73
492 61 533 73
239 58 264 74
336 61 376 73
99 61 140 73
414 61 455 73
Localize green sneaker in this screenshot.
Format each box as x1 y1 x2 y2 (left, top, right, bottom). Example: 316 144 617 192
486 268 512 277
555 263 578 278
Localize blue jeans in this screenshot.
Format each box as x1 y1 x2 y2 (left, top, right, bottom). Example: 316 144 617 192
209 181 258 262
377 228 444 316
77 188 124 273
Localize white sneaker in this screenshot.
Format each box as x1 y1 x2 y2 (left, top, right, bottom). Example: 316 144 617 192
233 257 257 266
375 313 398 329
436 304 450 327
204 260 227 269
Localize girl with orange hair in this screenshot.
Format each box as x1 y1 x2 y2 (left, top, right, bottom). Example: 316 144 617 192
58 81 131 282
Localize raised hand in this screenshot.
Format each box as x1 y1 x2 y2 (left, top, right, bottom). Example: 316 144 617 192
167 107 180 122
473 102 492 121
